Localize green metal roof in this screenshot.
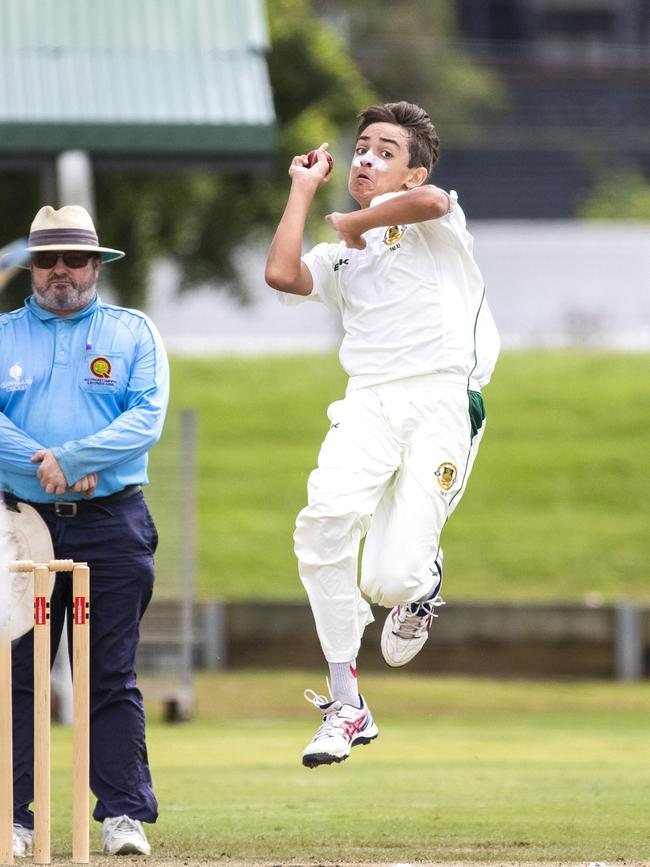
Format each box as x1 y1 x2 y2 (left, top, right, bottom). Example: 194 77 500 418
0 0 276 156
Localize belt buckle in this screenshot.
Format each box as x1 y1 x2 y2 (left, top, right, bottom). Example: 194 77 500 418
54 502 77 517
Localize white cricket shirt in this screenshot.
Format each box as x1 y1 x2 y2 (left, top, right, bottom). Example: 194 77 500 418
282 189 500 391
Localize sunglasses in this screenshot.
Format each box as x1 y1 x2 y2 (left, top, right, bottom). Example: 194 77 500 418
31 251 97 269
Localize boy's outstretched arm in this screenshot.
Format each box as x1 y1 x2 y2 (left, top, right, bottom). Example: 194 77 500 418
265 143 333 296
326 185 451 250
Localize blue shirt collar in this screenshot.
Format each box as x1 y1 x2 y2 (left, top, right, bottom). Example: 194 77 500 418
26 293 100 322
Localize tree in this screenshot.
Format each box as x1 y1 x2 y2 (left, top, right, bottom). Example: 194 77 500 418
314 0 507 145
0 0 372 312
578 167 650 220
94 0 374 308
1 0 502 310
0 173 40 311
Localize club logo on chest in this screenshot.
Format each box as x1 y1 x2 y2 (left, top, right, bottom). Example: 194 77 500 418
383 225 407 250
89 357 112 379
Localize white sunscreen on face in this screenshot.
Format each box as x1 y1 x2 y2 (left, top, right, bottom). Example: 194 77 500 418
353 152 388 171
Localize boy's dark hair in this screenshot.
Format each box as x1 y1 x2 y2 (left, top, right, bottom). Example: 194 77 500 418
356 101 439 175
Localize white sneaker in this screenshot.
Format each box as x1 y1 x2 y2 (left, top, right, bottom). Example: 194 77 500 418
102 815 151 856
381 594 445 667
12 824 33 858
302 688 378 767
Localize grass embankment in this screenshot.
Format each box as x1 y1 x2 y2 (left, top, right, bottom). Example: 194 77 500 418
148 351 650 603
48 671 650 862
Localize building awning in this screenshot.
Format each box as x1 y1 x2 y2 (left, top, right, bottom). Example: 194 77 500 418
0 0 276 163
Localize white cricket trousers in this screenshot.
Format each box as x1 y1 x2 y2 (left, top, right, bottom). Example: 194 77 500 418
294 375 485 663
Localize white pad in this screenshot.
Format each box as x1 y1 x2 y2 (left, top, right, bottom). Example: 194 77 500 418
0 500 55 640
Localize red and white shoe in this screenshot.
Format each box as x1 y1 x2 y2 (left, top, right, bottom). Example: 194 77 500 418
302 688 379 768
382 554 445 667
381 595 445 667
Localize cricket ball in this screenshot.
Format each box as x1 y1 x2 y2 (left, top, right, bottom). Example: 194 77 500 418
306 150 334 173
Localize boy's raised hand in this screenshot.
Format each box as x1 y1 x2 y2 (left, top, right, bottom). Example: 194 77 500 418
289 142 333 187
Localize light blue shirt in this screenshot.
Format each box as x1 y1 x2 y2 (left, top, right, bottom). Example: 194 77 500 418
0 294 169 502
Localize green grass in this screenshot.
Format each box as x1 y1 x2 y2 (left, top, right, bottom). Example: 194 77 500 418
48 671 650 862
146 351 650 603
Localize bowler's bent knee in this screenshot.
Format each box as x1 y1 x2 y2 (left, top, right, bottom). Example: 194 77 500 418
361 564 434 608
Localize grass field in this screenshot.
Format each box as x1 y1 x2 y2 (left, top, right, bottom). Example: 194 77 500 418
147 350 650 604
47 671 650 863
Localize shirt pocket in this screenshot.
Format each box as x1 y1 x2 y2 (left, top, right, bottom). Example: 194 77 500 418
78 351 126 396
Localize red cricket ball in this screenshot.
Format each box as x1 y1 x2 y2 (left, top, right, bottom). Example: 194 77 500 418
305 150 334 173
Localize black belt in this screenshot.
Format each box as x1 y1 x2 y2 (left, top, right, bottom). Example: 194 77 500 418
22 484 142 517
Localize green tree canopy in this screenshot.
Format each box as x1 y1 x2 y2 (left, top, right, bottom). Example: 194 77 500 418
316 0 507 145
0 174 40 311
0 0 372 311
578 168 650 220
94 0 374 308
1 0 503 311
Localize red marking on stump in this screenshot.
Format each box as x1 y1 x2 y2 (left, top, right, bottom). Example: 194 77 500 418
74 596 87 625
34 597 48 625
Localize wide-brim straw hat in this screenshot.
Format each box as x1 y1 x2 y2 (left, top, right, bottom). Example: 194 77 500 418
0 500 55 641
18 204 125 265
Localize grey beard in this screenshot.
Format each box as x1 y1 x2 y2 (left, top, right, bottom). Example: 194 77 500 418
33 283 96 313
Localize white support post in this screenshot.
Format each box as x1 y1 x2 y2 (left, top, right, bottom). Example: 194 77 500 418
614 603 644 681
56 151 95 214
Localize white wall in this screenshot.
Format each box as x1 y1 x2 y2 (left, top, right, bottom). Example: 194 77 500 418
473 221 650 349
145 221 650 354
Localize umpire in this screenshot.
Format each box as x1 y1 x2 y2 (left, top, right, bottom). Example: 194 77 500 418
0 205 170 857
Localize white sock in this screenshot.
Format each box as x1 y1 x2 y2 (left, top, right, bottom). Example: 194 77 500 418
328 660 359 707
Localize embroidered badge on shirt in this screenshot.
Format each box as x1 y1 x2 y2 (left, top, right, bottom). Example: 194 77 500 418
383 225 407 249
85 356 117 389
89 356 112 378
435 462 457 492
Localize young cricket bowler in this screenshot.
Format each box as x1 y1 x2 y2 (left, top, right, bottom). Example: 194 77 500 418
266 101 500 768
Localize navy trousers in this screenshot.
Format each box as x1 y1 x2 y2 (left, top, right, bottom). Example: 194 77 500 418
10 491 159 827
